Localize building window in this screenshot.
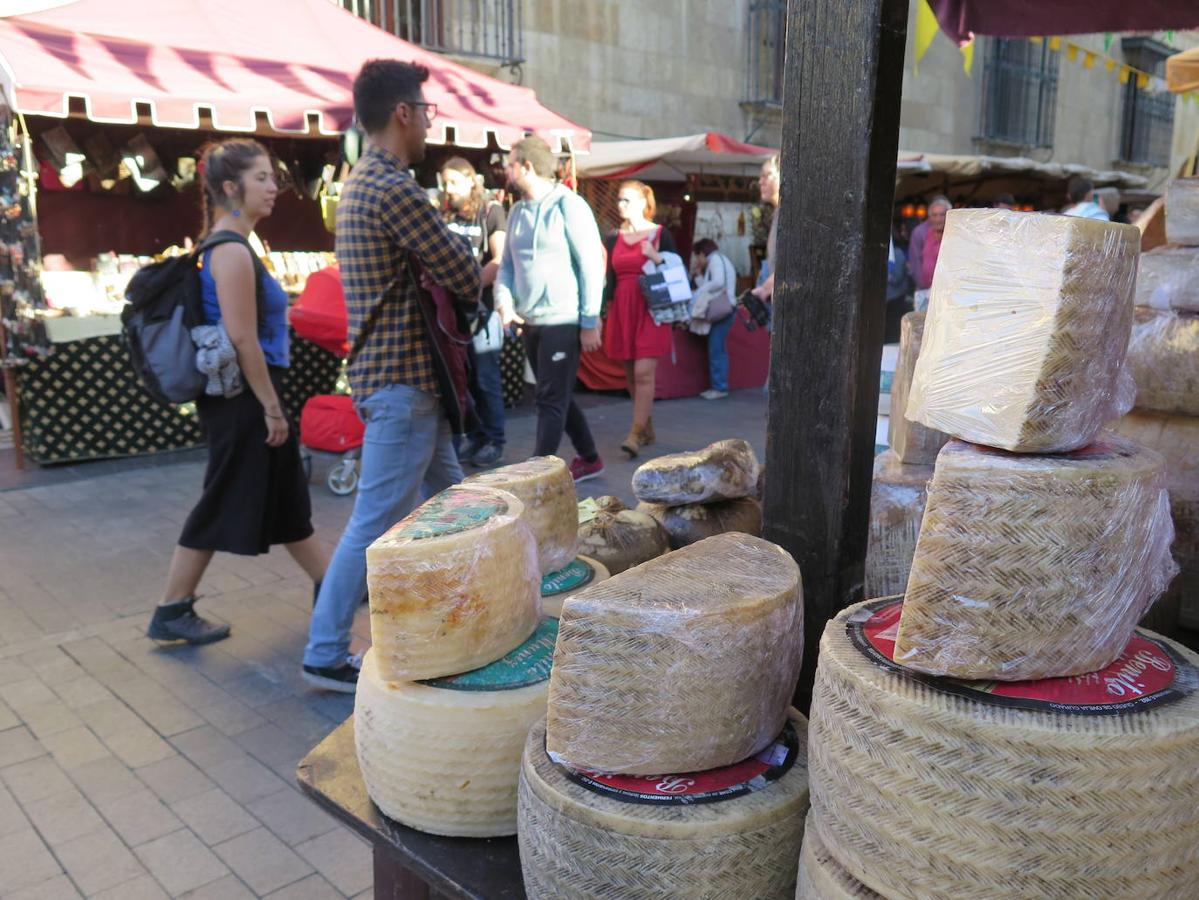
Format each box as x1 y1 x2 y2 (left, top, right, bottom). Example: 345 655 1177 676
337 0 524 67
978 38 1059 148
745 0 786 107
1119 37 1175 168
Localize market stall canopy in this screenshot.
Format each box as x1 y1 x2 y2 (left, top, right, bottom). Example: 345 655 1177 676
0 0 589 150
929 0 1199 43
1167 46 1199 93
575 133 777 181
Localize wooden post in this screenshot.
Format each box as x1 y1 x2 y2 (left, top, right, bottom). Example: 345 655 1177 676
764 0 909 708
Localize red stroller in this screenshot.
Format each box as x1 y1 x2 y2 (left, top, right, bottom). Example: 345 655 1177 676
290 267 363 496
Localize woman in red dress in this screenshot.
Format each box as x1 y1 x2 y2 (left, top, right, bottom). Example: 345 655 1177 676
602 180 677 457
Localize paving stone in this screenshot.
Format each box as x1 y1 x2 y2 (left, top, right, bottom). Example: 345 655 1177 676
170 725 246 767
40 726 112 771
100 788 185 846
56 826 146 895
0 697 19 731
246 787 338 847
0 826 61 891
179 873 257 900
213 826 314 896
193 698 268 737
23 787 107 845
51 675 116 710
4 873 82 900
264 872 347 900
135 754 216 805
206 753 291 804
66 756 145 809
0 725 45 768
171 788 260 846
235 722 314 772
0 677 58 712
1 754 74 805
89 874 169 900
0 782 29 836
135 828 230 896
24 701 85 740
294 828 372 896
77 700 175 768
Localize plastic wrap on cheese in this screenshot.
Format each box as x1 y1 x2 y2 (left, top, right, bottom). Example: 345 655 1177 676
1127 309 1199 416
464 456 578 575
1134 247 1199 312
576 497 670 575
888 312 950 465
366 484 542 681
895 436 1178 680
1166 176 1199 246
546 533 803 775
636 497 762 550
906 209 1139 452
865 451 932 599
632 439 760 506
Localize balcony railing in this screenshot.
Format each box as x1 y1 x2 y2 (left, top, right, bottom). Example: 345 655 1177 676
978 38 1059 149
338 0 524 67
745 0 786 107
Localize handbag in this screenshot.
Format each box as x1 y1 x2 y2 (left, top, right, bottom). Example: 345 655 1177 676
737 289 772 332
701 254 734 322
639 234 693 327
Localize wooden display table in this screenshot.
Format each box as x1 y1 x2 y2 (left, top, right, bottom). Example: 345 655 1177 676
297 718 526 900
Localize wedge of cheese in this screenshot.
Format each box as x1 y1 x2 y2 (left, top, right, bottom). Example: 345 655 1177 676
865 450 932 599
888 312 949 465
632 439 760 506
1126 309 1199 417
636 497 763 550
1134 246 1199 312
907 209 1139 452
366 484 540 681
1166 176 1199 246
546 533 803 775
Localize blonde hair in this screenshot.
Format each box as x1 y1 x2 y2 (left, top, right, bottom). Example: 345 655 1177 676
618 180 656 221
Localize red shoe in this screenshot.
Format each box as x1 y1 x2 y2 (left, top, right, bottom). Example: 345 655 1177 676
569 455 605 483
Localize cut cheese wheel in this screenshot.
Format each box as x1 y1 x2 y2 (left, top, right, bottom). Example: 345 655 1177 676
888 312 949 465
810 598 1199 900
907 208 1139 452
540 556 610 618
354 619 557 837
518 709 810 900
864 450 931 599
632 439 760 506
796 814 881 900
1166 176 1199 246
637 497 763 549
897 436 1178 680
576 503 670 575
1126 309 1199 417
547 532 803 774
1134 246 1199 312
464 456 578 575
366 484 541 681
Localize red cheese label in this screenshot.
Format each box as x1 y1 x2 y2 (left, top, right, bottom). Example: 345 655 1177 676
848 598 1194 716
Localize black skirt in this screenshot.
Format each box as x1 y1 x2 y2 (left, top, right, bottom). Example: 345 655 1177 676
179 368 314 555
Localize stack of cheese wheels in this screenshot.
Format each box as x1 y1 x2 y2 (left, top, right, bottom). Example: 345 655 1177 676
887 312 948 465
864 449 931 598
808 598 1199 899
518 710 811 900
1126 308 1199 418
464 456 579 575
540 555 609 618
796 814 881 900
633 440 763 549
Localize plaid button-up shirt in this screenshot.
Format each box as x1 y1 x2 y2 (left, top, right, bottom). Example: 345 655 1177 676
336 143 480 400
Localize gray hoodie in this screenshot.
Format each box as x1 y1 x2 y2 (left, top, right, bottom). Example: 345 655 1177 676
494 184 605 329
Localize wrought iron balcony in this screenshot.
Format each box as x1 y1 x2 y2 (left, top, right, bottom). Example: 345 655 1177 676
337 0 524 68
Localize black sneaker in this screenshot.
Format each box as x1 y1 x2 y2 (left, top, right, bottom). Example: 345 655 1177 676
147 597 231 645
470 442 504 467
302 653 363 693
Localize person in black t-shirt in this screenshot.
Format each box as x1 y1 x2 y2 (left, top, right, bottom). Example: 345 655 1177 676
442 157 508 466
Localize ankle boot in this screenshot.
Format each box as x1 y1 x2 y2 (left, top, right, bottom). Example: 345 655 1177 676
621 425 647 458
643 418 656 445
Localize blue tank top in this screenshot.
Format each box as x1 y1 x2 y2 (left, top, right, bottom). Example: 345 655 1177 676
199 247 290 368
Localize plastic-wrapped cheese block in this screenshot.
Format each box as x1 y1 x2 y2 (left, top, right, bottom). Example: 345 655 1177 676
796 815 882 900
1134 246 1199 312
810 598 1199 900
632 439 761 506
888 312 949 465
518 710 810 900
354 619 557 837
637 497 763 550
907 209 1139 452
366 484 541 681
547 533 803 775
864 451 931 598
463 456 578 575
576 497 670 575
540 556 610 618
896 437 1177 680
1114 411 1199 570
1166 176 1199 246
1126 309 1199 417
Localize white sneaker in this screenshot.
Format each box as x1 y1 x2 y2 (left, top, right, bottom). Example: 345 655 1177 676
700 389 728 400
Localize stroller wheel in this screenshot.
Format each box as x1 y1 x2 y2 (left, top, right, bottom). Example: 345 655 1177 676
328 458 359 496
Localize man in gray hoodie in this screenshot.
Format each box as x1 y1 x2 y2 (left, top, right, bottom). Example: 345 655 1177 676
495 136 606 482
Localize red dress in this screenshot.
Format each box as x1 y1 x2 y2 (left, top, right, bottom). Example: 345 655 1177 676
604 229 673 361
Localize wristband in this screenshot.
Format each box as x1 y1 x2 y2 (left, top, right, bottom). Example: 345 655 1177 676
264 412 285 420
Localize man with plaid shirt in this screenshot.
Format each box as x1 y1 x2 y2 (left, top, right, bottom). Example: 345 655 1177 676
303 60 480 692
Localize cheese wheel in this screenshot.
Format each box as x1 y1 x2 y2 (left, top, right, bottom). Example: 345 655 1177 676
576 501 670 575
888 312 949 465
632 439 760 506
637 497 763 550
1134 246 1199 312
547 532 803 774
1126 309 1199 417
518 710 810 900
864 450 931 598
796 814 881 900
811 598 1199 900
1166 176 1199 246
897 436 1178 680
464 456 578 575
354 619 557 837
366 484 541 681
907 209 1139 452
540 556 610 618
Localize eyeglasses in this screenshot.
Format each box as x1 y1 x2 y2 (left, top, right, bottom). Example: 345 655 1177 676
403 101 438 124
617 197 632 205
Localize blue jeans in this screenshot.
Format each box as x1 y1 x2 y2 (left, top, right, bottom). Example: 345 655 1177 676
304 384 462 668
467 347 505 446
707 314 735 392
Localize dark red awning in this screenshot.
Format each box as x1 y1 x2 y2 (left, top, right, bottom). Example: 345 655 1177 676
930 0 1199 43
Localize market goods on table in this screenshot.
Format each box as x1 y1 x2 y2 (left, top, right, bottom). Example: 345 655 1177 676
888 312 949 465
864 450 931 598
796 814 881 900
540 556 609 618
636 496 763 549
631 438 760 506
1166 176 1199 246
1134 246 1199 312
575 496 670 575
1126 308 1199 417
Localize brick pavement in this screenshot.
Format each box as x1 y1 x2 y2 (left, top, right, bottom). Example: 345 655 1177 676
0 389 766 897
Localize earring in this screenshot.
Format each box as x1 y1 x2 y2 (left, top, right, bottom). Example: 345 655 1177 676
232 208 242 218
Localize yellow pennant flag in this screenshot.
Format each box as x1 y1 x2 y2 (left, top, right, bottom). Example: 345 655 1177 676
1136 72 1150 90
1048 36 1062 52
1119 65 1131 84
961 40 975 76
1066 44 1078 62
914 0 939 75
1083 51 1096 70
1106 59 1117 73
1030 35 1044 44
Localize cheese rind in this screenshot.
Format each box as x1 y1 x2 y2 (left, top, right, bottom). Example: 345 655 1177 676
464 456 578 575
888 312 950 465
907 209 1139 452
576 500 670 575
518 711 810 900
1126 309 1199 416
366 484 541 681
896 436 1177 680
636 497 763 549
865 451 931 599
632 439 761 506
547 533 803 774
1134 246 1199 312
540 556 610 618
1166 176 1199 246
796 814 882 900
